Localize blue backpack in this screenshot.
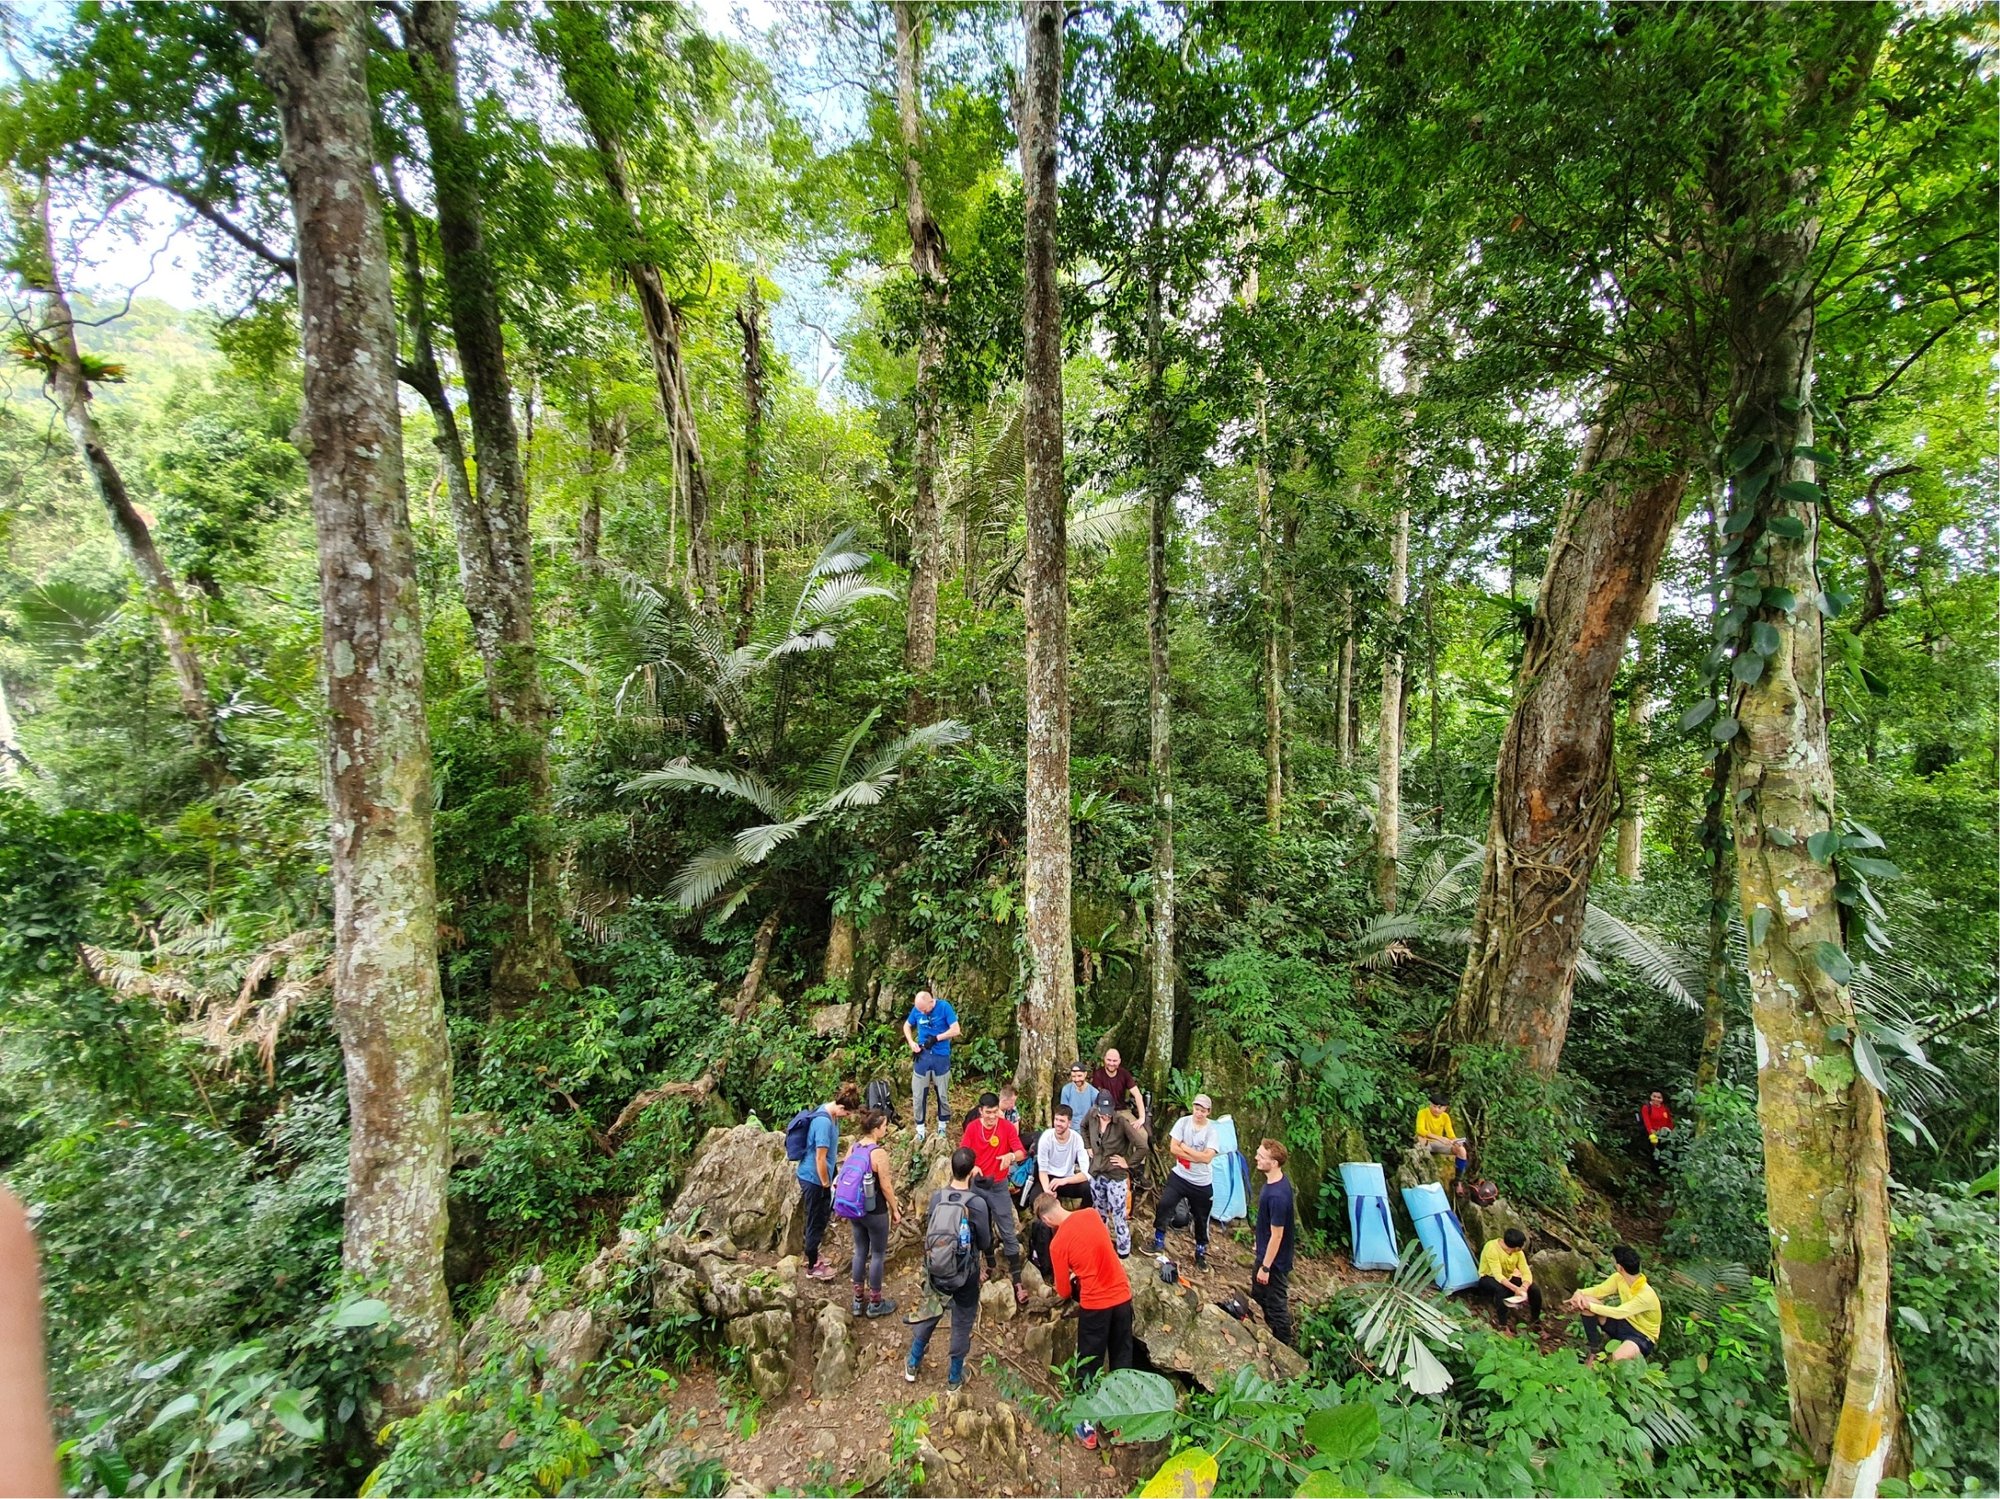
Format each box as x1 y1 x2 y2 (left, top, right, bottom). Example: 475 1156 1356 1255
833 1142 876 1220
784 1107 823 1164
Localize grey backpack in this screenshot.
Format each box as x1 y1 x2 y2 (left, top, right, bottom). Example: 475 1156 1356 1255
924 1189 976 1292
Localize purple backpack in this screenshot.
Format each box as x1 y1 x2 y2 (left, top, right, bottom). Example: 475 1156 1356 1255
833 1141 877 1220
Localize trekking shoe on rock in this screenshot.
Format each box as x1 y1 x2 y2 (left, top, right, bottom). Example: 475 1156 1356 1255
1151 1232 1166 1254
1075 1422 1100 1451
867 1297 898 1318
807 1259 838 1281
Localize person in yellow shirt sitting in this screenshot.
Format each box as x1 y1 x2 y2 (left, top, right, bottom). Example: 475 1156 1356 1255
1475 1227 1540 1331
1566 1244 1662 1362
1415 1090 1469 1194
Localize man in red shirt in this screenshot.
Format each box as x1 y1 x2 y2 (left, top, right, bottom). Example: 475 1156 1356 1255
1036 1192 1133 1449
961 1092 1029 1305
1641 1090 1674 1147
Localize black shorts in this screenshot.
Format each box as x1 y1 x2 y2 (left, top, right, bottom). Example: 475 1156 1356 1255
1598 1317 1656 1356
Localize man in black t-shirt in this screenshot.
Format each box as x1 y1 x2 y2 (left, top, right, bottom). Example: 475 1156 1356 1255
1251 1137 1296 1346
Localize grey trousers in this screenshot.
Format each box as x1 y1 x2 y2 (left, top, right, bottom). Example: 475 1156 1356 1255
913 1067 949 1127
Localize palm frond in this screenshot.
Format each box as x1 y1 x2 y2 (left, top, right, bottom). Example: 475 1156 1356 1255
731 816 817 864
796 574 897 628
1580 905 1700 1009
850 717 971 784
1348 1241 1460 1396
619 763 785 819
668 842 753 909
805 708 883 804
1068 495 1144 551
764 628 838 659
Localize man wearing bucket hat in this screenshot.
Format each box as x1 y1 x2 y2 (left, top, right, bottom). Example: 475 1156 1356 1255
1151 1092 1220 1271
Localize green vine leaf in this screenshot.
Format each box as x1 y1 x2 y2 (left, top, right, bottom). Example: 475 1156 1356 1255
1806 829 1842 863
1776 479 1823 504
1815 941 1854 985
1767 515 1807 540
1678 699 1717 732
1752 622 1782 655
1731 653 1766 686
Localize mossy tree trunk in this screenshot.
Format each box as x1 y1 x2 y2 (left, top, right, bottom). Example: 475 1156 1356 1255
403 0 574 1015
1142 170 1176 1097
895 0 944 714
1013 0 1075 1127
257 0 455 1411
1450 401 1688 1075
1374 502 1407 912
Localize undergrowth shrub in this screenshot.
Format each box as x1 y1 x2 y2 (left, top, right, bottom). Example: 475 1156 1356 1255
1891 1183 2000 1494
1659 1082 1769 1268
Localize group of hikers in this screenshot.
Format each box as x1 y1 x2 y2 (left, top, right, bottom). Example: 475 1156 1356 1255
788 990 1665 1447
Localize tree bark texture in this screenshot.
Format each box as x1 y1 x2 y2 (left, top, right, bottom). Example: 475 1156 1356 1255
1720 158 1898 1499
579 402 627 568
1013 0 1075 1126
1141 190 1176 1097
1614 580 1662 880
895 0 945 705
257 0 454 1409
1449 403 1687 1075
404 0 574 1013
734 285 765 641
1336 587 1355 769
14 182 228 788
1375 504 1407 911
546 6 714 606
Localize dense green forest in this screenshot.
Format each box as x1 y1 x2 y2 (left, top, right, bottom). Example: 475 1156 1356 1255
0 2 1993 1497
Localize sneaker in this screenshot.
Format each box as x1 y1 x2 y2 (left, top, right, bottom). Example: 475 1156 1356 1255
867 1297 898 1318
904 1360 919 1383
1194 1249 1208 1272
1075 1422 1100 1451
1152 1232 1166 1253
807 1259 838 1281
851 1294 866 1316
947 1359 965 1390
915 1125 928 1143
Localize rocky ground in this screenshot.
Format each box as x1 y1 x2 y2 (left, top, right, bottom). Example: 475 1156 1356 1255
467 1096 1638 1497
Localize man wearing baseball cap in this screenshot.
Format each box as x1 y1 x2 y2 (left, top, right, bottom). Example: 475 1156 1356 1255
1151 1092 1221 1270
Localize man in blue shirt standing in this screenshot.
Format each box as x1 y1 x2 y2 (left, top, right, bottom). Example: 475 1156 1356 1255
1250 1137 1296 1346
903 989 961 1141
798 1083 860 1280
1059 1061 1099 1123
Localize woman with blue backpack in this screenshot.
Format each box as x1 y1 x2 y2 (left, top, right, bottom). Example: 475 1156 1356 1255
834 1110 902 1319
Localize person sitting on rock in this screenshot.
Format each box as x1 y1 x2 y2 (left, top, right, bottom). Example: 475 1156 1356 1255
960 1093 1030 1306
903 989 960 1143
907 1146 992 1392
1475 1227 1541 1332
1035 1192 1133 1451
798 1083 860 1281
1416 1090 1469 1194
1641 1090 1675 1148
998 1083 1035 1202
843 1110 902 1320
1151 1092 1220 1271
1568 1244 1661 1363
1082 1093 1141 1257
1029 1105 1093 1279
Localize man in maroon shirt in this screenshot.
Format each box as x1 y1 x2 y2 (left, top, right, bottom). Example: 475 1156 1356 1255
961 1092 1029 1305
1089 1048 1148 1160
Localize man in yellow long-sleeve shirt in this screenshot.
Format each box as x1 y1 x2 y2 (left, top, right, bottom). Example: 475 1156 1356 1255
1475 1227 1540 1331
1565 1244 1661 1362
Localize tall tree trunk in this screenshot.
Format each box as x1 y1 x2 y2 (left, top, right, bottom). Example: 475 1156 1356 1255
1336 586 1355 768
895 0 945 712
578 402 626 568
1246 265 1282 835
1449 402 1687 1075
734 284 765 642
1695 492 1730 1097
1717 76 1897 1495
1615 580 1662 879
1426 573 1442 832
1141 179 1175 1096
256 0 454 1408
11 181 228 788
403 0 574 1014
544 7 714 608
1012 0 1075 1126
1375 504 1407 911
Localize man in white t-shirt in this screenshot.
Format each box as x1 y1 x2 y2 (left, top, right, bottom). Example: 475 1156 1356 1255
1029 1105 1093 1282
1150 1093 1220 1270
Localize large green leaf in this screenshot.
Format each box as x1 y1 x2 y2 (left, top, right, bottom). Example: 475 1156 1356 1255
1302 1402 1380 1464
1070 1368 1179 1442
1141 1448 1218 1498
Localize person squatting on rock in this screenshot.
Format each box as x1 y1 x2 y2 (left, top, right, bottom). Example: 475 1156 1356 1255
961 1092 1031 1306
797 1083 859 1281
1475 1226 1541 1332
1152 1092 1219 1269
1028 1104 1092 1279
837 1110 902 1319
1251 1137 1296 1347
1035 1192 1133 1451
1415 1090 1469 1193
1569 1243 1661 1363
903 989 960 1141
1082 1092 1140 1257
907 1147 992 1390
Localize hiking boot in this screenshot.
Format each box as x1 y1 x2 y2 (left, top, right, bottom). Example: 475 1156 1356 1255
1194 1248 1208 1272
1151 1232 1166 1254
867 1295 898 1318
1075 1422 1100 1451
807 1259 838 1281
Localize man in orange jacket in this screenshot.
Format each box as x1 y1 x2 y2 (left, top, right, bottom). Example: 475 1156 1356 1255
1035 1192 1133 1450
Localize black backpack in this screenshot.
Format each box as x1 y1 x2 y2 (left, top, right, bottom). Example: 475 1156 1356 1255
924 1188 976 1293
864 1078 898 1123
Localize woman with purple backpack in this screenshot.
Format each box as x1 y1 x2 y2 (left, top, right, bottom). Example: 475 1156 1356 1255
835 1110 902 1318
